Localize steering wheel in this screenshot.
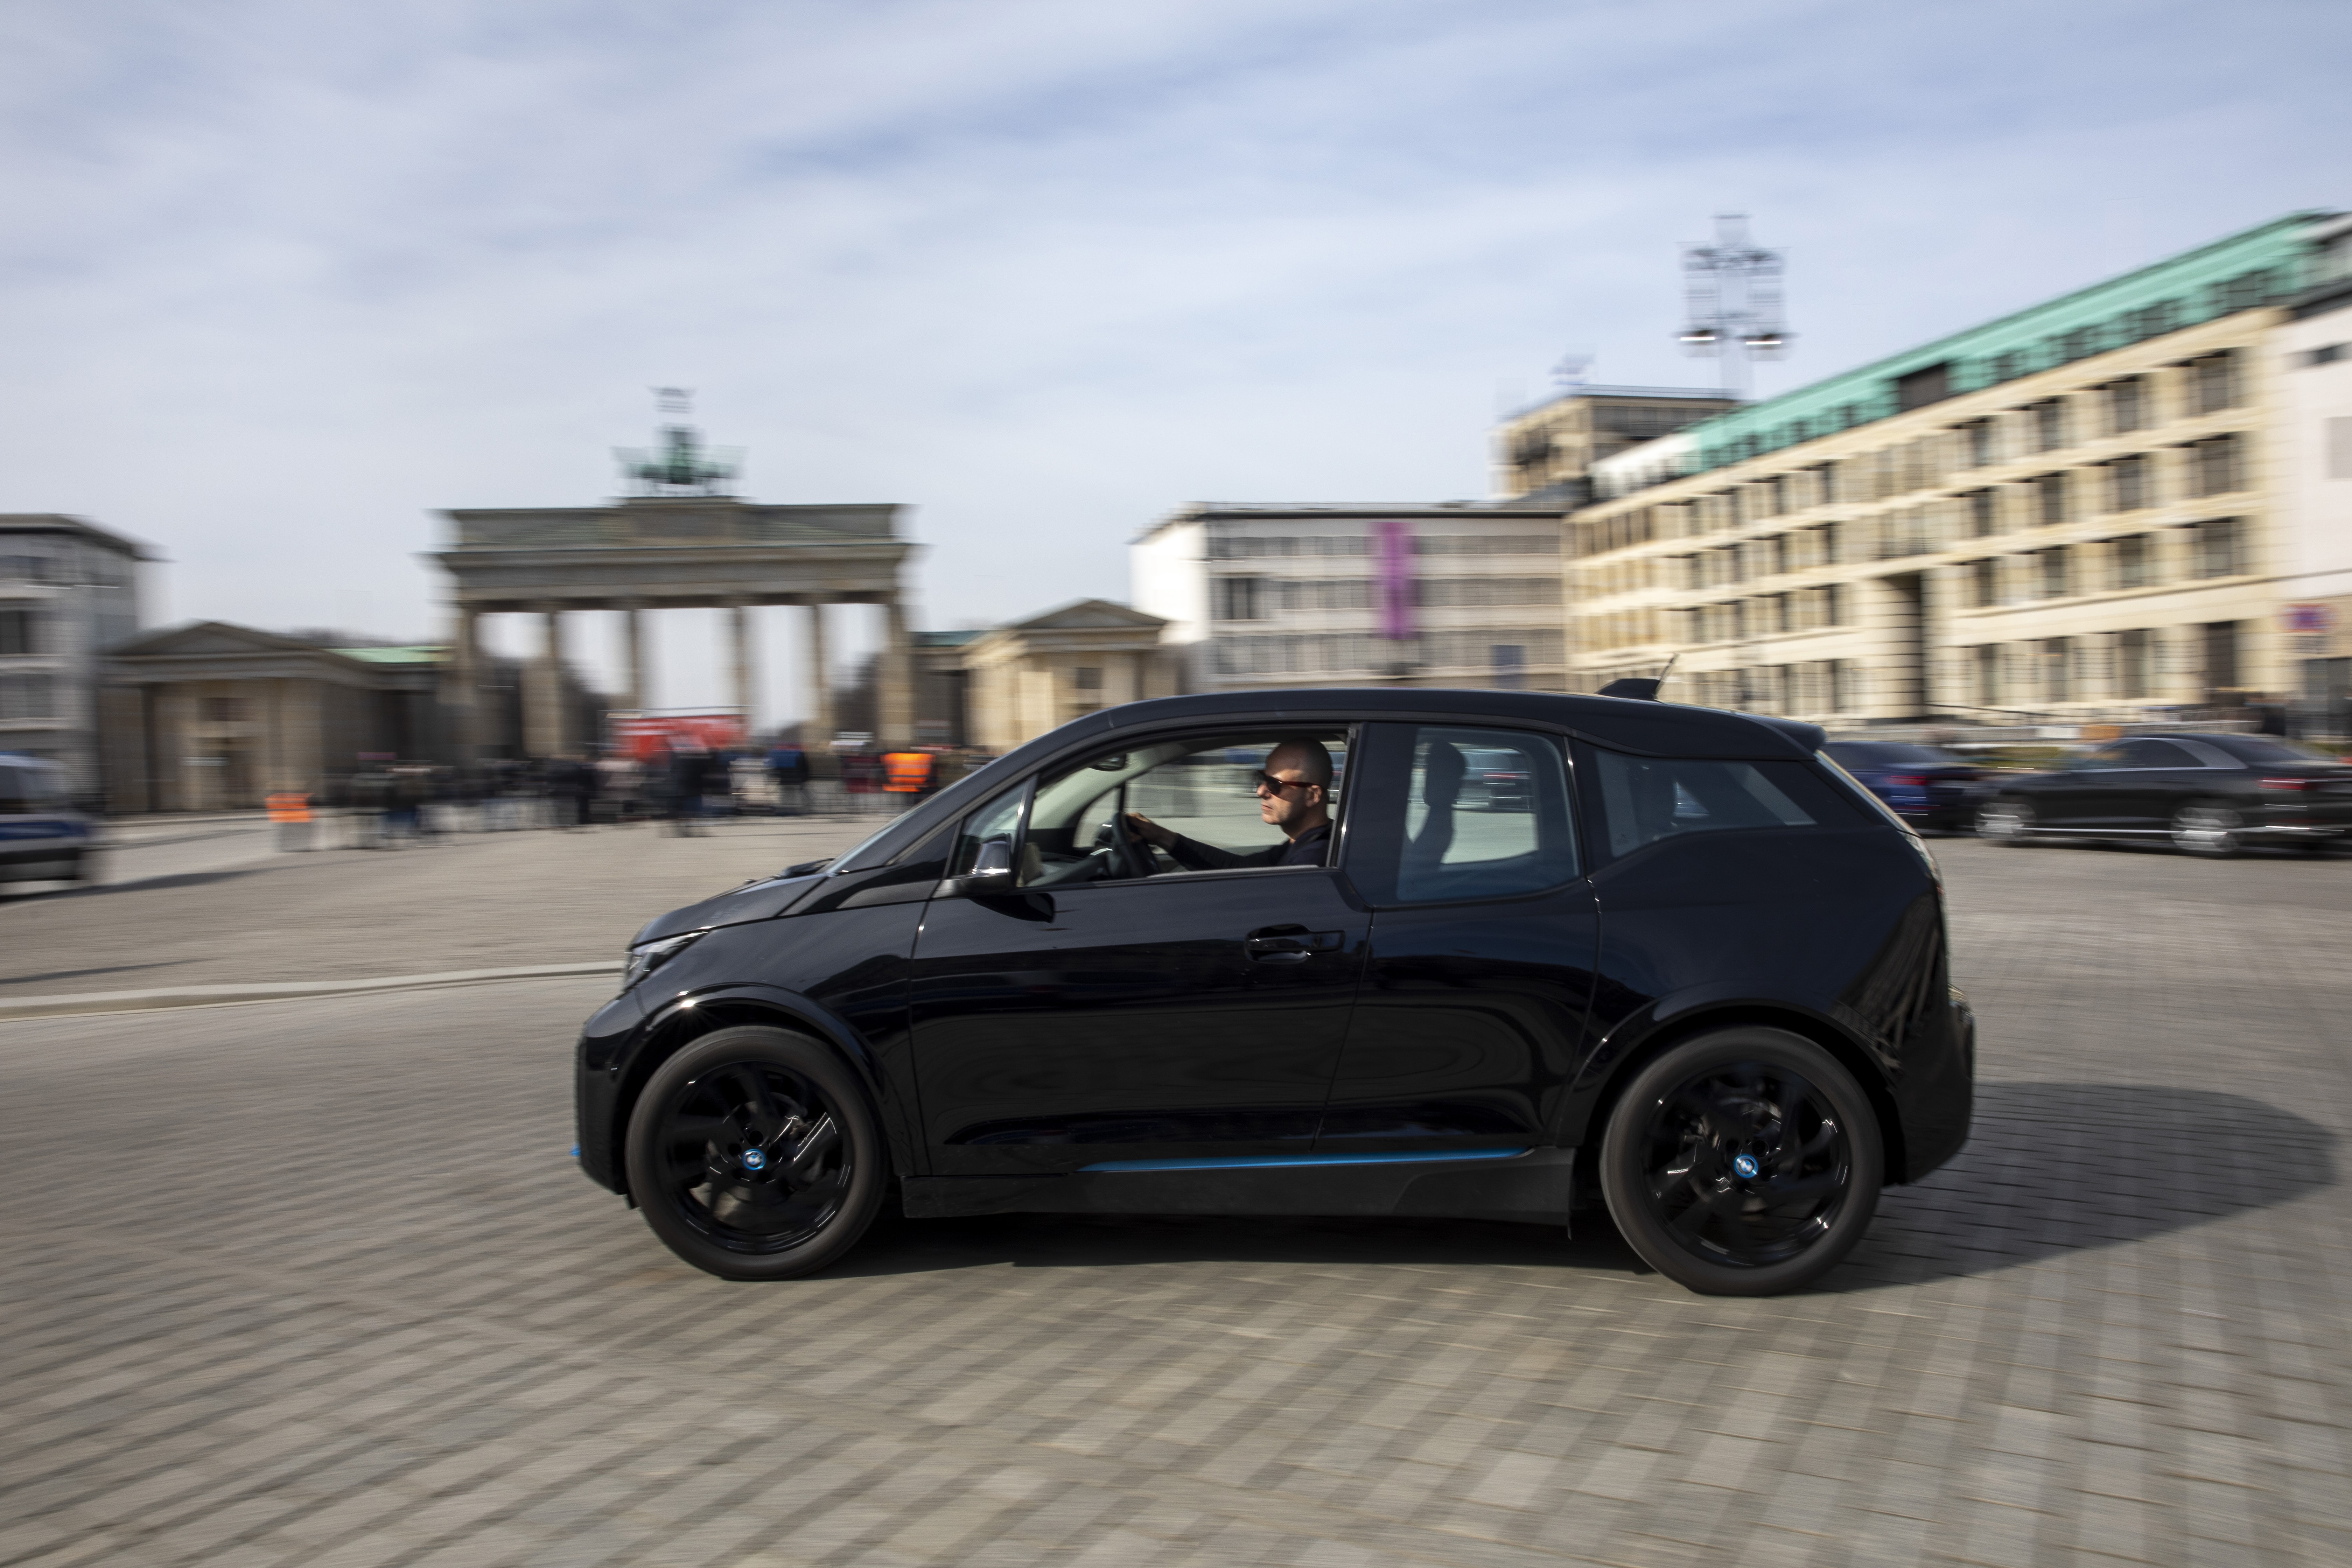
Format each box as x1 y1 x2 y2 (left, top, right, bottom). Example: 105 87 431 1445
1111 813 1156 880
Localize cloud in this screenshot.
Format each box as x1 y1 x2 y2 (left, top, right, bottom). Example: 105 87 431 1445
0 0 2342 721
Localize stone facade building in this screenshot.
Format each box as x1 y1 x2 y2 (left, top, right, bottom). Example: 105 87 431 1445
1562 211 2343 724
959 600 1172 753
1494 387 1739 503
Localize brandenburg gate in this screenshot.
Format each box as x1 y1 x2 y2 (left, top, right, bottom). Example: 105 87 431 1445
431 404 916 758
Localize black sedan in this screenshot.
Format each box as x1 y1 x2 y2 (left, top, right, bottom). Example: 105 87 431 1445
574 689 1974 1297
1821 741 1985 830
1975 733 2352 856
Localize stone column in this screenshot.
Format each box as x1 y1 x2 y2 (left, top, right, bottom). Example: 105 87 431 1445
804 601 834 746
446 605 482 762
879 595 914 749
622 604 648 714
525 608 565 758
728 602 755 732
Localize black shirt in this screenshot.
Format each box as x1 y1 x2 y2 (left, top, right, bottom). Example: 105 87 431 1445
1165 821 1332 872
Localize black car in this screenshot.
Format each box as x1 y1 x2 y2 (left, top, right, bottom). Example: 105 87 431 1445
0 754 94 886
1820 741 1985 831
574 690 1974 1296
1975 732 2352 856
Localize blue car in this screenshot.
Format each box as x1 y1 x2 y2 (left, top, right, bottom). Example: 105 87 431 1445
1821 741 1985 831
0 754 95 886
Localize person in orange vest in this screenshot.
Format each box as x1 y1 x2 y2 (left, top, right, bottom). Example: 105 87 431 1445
266 790 312 852
881 750 932 809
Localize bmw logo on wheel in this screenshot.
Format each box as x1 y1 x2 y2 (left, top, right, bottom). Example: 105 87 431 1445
1731 1153 1761 1179
741 1147 768 1171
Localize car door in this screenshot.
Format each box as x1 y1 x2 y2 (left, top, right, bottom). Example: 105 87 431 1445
2035 741 2136 829
908 729 1370 1176
1316 723 1598 1153
2107 737 2232 828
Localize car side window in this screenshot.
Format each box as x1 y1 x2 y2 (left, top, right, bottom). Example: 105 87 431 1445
949 785 1027 877
2119 739 2199 769
1016 730 1350 889
1591 750 1820 859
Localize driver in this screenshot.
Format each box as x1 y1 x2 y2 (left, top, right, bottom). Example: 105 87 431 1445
1124 737 1334 870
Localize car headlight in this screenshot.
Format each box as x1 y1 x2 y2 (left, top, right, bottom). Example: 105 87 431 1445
622 931 703 992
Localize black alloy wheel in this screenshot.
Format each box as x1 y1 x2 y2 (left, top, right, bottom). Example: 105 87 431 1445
624 1025 885 1281
1976 797 2035 844
1599 1028 1882 1296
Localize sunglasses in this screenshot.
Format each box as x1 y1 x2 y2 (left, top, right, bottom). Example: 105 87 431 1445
1251 771 1318 795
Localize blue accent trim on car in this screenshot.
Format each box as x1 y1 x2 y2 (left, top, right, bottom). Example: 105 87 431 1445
1080 1147 1531 1174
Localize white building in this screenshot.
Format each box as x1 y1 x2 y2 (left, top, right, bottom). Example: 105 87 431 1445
2278 216 2352 729
0 515 150 791
1132 503 1572 694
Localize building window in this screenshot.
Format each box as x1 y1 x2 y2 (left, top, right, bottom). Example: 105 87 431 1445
2117 629 2151 699
0 608 37 657
1967 558 1998 609
2190 434 2242 497
1212 577 1264 621
2030 399 2068 453
2113 533 2151 590
1989 350 2027 384
1962 488 1995 538
1832 660 1861 713
2192 351 2239 415
2194 518 2242 579
1828 582 1851 626
2108 453 2150 511
1073 667 1103 693
2032 471 2069 526
2044 637 2073 702
0 673 54 720
1961 420 1995 468
2038 548 2070 600
2107 377 2147 434
1974 644 2001 706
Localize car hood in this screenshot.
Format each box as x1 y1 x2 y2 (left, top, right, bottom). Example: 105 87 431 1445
630 871 828 947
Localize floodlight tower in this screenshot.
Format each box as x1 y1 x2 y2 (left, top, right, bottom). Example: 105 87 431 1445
1677 214 1790 400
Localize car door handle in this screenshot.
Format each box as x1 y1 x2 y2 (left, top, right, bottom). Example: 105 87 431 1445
1245 926 1342 962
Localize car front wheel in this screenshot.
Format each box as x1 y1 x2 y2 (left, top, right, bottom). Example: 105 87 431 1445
624 1025 886 1281
1599 1028 1883 1296
2169 801 2243 858
1976 798 2035 844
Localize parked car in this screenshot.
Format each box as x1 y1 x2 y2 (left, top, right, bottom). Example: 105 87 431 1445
1975 733 2352 856
1461 746 1535 811
573 689 1975 1296
1821 741 1985 830
0 754 94 886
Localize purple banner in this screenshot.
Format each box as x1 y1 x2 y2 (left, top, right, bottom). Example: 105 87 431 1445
1377 519 1416 641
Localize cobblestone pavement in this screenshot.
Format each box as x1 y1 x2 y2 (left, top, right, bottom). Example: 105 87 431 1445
0 816 875 995
0 839 2346 1566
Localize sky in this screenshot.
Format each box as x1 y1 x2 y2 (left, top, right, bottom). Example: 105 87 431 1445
1 0 2345 725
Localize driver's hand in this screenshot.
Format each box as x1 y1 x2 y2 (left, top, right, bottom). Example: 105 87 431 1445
1122 811 1175 848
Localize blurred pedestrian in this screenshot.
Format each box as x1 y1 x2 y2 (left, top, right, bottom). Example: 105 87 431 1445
767 742 809 816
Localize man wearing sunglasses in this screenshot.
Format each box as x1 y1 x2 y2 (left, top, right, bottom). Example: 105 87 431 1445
1122 737 1335 870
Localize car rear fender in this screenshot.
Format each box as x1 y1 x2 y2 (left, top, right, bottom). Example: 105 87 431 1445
608 982 917 1198
1555 993 1911 1187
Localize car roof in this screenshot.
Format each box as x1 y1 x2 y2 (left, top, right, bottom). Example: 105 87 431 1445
1085 689 1820 761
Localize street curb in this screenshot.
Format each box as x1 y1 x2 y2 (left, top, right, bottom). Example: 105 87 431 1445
0 961 623 1021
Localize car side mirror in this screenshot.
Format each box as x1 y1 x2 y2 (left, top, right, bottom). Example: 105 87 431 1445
941 837 1016 898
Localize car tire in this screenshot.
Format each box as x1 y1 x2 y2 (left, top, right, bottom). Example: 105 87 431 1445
624 1025 886 1281
2169 801 2243 859
1976 798 2035 844
1598 1028 1883 1297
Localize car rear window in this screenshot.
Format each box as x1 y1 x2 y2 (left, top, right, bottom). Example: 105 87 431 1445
1591 751 1848 858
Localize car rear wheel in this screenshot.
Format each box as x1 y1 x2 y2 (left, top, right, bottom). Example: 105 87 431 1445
1599 1028 1882 1296
1976 798 2035 844
624 1025 886 1281
2170 802 2243 858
